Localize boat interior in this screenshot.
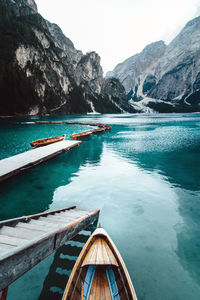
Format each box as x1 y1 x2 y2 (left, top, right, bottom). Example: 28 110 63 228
64 234 132 300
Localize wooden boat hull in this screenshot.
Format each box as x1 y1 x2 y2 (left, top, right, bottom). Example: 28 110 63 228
91 127 106 134
62 228 137 300
70 130 93 140
36 121 49 124
105 125 112 131
30 134 65 148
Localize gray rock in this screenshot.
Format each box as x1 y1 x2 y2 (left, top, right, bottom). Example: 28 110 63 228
107 16 200 112
148 16 200 107
0 0 129 115
106 41 166 96
2 0 38 16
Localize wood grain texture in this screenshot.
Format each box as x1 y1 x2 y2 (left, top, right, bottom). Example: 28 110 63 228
0 209 100 290
0 226 45 240
0 244 15 254
0 235 28 246
62 227 137 300
89 268 112 300
15 223 49 232
0 287 8 300
81 238 118 267
0 206 76 229
0 140 82 183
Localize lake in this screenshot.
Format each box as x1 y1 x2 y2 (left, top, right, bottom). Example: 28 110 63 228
0 113 200 300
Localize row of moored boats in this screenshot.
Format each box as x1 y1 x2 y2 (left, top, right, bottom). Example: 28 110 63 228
30 122 111 148
28 120 138 299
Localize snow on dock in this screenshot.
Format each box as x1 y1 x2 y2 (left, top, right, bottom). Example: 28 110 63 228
0 140 82 183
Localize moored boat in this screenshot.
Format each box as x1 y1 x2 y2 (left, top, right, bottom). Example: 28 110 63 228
36 121 49 124
51 121 63 124
62 227 137 300
91 127 106 134
97 123 105 128
70 130 93 140
30 134 65 148
65 121 77 125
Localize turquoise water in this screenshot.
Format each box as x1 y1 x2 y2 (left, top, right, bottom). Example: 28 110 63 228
0 113 200 300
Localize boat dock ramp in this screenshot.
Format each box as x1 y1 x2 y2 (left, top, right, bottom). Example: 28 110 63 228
0 140 82 183
0 121 111 183
0 206 100 297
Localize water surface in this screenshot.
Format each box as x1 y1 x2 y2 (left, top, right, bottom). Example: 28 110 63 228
0 113 200 300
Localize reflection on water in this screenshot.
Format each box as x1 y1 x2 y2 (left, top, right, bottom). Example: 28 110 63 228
1 113 200 300
0 133 104 220
39 229 92 300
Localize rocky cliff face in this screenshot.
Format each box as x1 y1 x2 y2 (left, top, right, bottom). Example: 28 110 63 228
107 17 200 113
106 41 166 95
147 17 200 108
0 0 133 115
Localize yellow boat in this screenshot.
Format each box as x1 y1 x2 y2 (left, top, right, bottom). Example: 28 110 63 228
62 228 137 300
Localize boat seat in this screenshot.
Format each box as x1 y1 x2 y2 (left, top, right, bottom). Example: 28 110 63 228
83 265 96 300
85 267 112 300
106 267 120 300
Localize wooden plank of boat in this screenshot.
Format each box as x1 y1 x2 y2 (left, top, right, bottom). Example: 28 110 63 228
79 122 97 126
30 134 66 148
51 121 63 124
36 121 49 124
62 228 137 300
87 123 101 126
70 130 93 140
97 123 105 128
78 122 98 126
91 127 106 134
0 287 8 300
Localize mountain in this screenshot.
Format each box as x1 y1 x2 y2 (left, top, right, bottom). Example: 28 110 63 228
107 17 200 113
106 41 166 94
0 0 134 116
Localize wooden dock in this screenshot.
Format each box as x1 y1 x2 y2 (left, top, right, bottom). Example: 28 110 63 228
0 140 82 183
0 206 100 292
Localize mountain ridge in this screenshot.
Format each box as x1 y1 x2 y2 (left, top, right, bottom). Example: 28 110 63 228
0 0 135 116
107 16 200 113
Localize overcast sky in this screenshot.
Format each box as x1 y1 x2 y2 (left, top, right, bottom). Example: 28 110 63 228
35 0 200 73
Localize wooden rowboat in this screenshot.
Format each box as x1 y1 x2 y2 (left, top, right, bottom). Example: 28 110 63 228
36 121 49 124
91 127 106 134
51 121 63 124
65 121 77 125
70 130 93 140
62 228 137 300
30 134 65 148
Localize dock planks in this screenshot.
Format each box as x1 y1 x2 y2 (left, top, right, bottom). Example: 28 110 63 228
0 206 100 291
0 140 82 183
